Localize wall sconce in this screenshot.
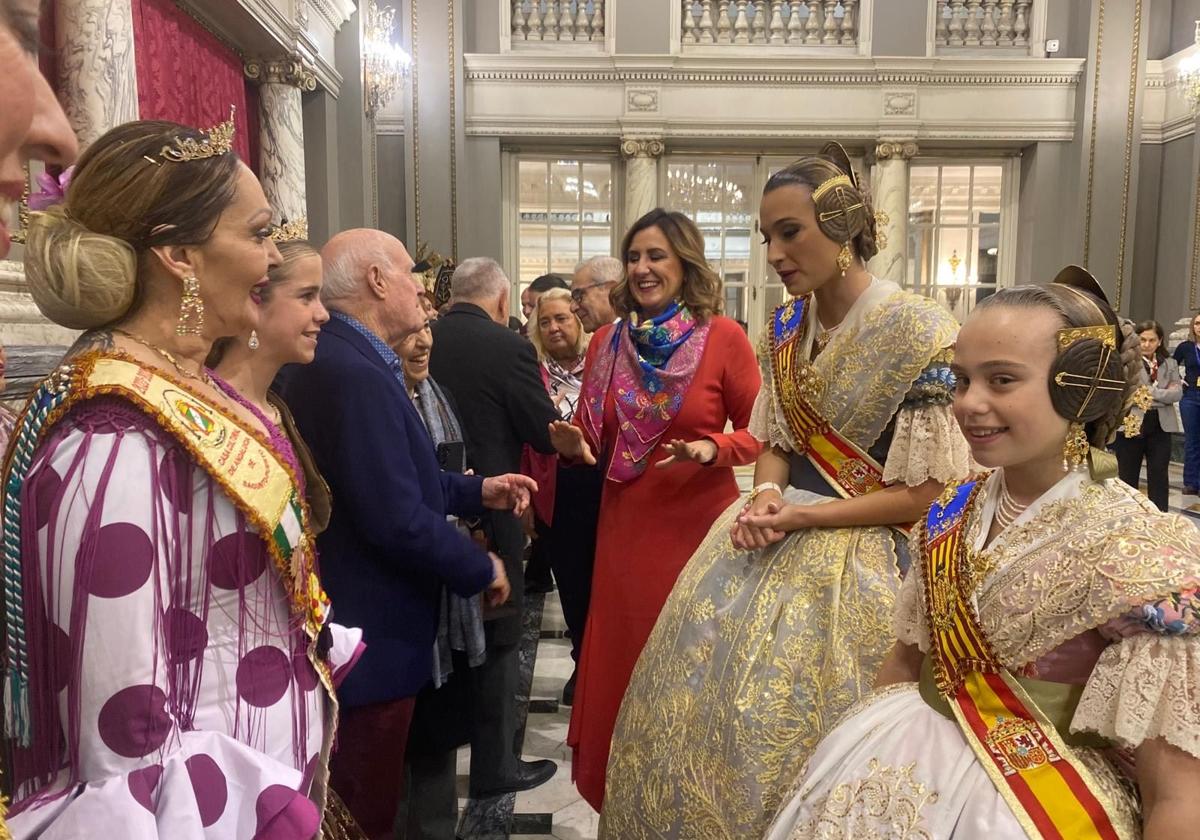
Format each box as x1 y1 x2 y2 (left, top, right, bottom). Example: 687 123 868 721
363 0 411 120
1178 20 1200 111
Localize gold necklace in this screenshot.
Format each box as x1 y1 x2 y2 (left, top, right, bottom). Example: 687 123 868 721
113 328 212 384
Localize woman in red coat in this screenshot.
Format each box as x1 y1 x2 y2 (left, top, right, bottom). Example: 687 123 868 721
550 208 762 810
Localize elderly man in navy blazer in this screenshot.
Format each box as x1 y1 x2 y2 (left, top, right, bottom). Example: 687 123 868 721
277 228 534 839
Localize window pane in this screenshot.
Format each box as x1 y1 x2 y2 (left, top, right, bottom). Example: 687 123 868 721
908 167 939 228
938 166 972 225
724 283 745 323
550 225 580 275
519 160 549 213
971 165 1003 220
974 226 1000 287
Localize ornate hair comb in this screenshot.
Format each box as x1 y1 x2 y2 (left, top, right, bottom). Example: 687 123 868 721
272 216 308 242
155 106 237 164
1056 325 1117 351
812 174 855 202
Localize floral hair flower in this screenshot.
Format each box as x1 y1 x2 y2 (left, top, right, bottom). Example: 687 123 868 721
28 165 74 211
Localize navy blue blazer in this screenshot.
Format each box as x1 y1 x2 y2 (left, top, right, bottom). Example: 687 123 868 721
277 315 495 706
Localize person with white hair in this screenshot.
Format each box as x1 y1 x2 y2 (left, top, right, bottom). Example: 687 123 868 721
276 231 534 838
570 255 622 333
430 256 562 800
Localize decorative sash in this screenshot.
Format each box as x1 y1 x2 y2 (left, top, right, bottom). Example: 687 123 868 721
2 353 331 742
920 481 1127 840
770 297 894 504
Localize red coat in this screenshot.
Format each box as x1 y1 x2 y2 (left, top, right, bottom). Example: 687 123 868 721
566 315 762 810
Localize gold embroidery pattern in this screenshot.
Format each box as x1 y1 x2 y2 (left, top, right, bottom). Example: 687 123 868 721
973 480 1200 668
788 759 938 840
601 501 902 840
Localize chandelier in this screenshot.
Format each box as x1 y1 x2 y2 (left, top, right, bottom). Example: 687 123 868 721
1178 20 1200 110
363 0 411 120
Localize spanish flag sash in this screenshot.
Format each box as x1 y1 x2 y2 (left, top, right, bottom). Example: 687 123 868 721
770 297 893 503
2 353 331 740
920 481 1127 840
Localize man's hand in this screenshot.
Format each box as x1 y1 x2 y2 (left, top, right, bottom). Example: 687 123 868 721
655 438 718 469
486 553 511 607
481 473 538 515
549 420 597 465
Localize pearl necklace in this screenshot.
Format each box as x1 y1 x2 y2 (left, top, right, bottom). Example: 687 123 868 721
993 474 1029 531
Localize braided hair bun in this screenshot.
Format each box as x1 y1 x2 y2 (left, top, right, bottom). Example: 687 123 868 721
763 142 878 262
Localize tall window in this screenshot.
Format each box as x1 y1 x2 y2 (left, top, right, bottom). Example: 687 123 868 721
907 163 1006 320
664 159 755 324
516 157 616 291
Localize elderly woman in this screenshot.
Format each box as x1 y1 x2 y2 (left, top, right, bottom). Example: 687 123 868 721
389 321 489 839
6 118 358 837
550 208 763 809
524 288 591 699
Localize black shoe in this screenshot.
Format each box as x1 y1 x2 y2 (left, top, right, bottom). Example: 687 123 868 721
562 671 577 706
471 759 557 798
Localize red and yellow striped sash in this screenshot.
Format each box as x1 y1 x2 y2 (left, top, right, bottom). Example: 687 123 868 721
922 481 1127 840
769 298 894 506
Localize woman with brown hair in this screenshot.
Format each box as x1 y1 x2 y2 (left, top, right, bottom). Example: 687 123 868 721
1114 319 1181 511
600 146 972 838
3 119 356 837
549 208 762 811
767 270 1200 839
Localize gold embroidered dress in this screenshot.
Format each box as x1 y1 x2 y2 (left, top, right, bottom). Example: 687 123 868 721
601 278 971 839
765 469 1200 839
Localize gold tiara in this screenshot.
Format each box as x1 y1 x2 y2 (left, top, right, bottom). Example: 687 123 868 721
1056 325 1117 351
272 216 308 242
156 106 237 163
811 174 854 202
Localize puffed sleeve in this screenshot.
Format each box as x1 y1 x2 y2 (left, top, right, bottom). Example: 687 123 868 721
747 327 799 452
1071 589 1200 758
892 523 929 650
882 353 973 487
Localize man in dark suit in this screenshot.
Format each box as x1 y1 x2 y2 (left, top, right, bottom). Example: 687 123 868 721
430 257 561 798
278 229 534 839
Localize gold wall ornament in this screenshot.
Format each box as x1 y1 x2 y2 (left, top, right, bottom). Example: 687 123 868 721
363 0 412 120
244 57 318 91
159 107 237 163
272 217 309 242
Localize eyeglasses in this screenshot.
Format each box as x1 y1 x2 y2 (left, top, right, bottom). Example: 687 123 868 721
570 281 613 304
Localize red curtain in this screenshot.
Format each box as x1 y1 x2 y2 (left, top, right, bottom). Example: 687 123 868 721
130 0 260 172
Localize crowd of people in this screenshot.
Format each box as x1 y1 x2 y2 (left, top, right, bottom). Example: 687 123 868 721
2 2 1200 838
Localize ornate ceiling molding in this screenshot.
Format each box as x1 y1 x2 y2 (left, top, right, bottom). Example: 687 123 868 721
305 0 355 32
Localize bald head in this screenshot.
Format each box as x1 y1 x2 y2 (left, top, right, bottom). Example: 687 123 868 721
321 228 425 344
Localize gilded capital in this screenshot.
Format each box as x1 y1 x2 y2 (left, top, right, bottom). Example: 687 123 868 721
874 141 919 161
620 137 665 159
245 57 318 91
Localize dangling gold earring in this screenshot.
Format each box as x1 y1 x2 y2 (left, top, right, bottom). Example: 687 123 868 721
176 274 205 336
836 243 853 277
248 330 260 351
1062 422 1089 472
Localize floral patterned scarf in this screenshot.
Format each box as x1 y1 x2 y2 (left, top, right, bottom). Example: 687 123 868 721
578 302 711 482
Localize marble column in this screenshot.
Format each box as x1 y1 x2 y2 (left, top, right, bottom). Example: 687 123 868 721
866 140 918 285
245 58 317 225
55 0 139 147
621 137 665 227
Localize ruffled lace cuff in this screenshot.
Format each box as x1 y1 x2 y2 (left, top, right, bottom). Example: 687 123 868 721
1071 634 1200 758
882 403 973 486
892 562 929 650
747 376 796 452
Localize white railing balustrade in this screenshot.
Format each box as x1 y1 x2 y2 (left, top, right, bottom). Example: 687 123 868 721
511 0 605 43
934 0 1032 48
681 0 858 47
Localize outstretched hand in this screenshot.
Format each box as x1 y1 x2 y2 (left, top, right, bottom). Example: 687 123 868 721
549 420 597 466
655 438 718 469
481 474 538 515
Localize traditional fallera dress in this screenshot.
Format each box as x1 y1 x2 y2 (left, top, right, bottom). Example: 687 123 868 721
766 468 1200 839
567 304 762 810
601 278 971 839
2 352 361 839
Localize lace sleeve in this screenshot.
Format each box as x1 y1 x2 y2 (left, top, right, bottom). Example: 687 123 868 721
747 337 797 452
892 525 929 650
882 403 973 487
1071 634 1200 758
